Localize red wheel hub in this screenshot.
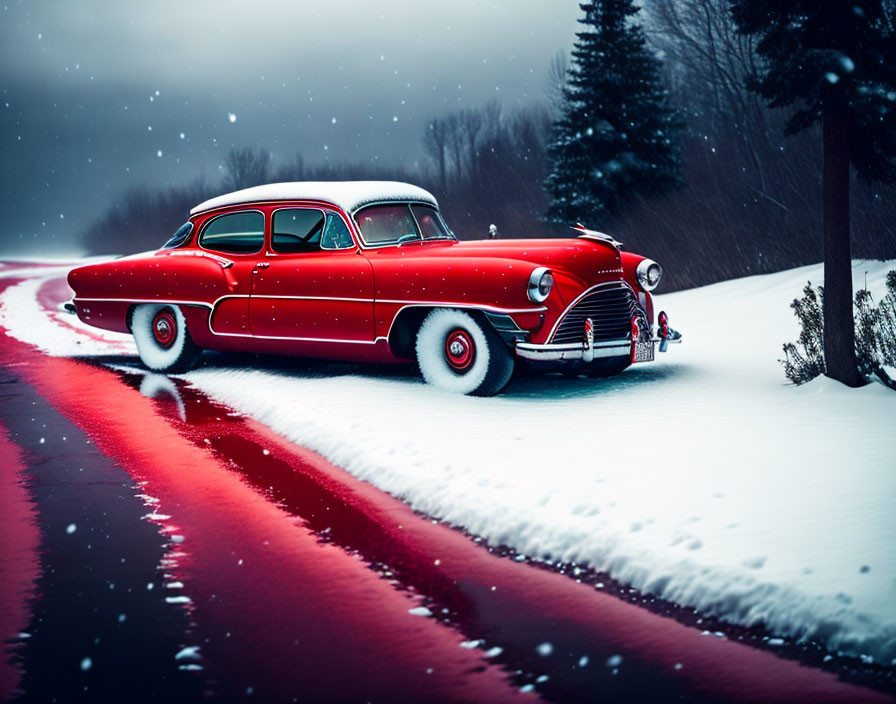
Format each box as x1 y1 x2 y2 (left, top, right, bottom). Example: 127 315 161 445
444 329 475 372
152 310 177 349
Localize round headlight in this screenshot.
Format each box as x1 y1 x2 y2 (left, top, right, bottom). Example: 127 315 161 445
527 267 553 303
636 259 663 292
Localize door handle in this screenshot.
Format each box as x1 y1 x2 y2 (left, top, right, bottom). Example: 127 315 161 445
254 262 270 269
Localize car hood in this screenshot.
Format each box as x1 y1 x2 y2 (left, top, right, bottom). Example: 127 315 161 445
366 237 622 287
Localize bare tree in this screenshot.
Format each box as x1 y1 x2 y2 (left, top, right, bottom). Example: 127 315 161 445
446 113 465 184
422 119 449 192
459 108 484 186
272 153 306 182
223 146 271 191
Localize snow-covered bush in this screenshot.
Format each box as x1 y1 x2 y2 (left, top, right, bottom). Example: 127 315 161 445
781 271 896 387
780 283 826 385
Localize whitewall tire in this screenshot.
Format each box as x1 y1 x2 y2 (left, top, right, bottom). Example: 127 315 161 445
131 303 202 373
415 309 514 395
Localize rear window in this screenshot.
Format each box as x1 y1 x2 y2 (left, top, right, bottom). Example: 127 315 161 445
161 222 193 250
199 211 264 254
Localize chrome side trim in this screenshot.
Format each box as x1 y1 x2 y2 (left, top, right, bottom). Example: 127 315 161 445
250 294 371 302
73 295 541 348
74 294 543 314
376 299 546 314
203 329 382 344
382 303 544 351
164 250 234 269
74 297 214 309
73 296 376 343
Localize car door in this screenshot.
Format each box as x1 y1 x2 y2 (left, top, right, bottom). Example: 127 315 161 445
249 207 375 341
196 209 266 336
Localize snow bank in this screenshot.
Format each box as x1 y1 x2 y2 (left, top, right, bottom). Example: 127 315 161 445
2 259 895 663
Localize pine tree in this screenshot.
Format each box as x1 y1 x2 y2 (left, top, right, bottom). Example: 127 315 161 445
545 0 681 225
731 0 896 387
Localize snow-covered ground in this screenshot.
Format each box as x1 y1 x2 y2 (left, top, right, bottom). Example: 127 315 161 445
1 259 894 664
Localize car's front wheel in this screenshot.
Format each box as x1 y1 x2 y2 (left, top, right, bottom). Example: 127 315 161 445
415 309 514 395
131 303 202 373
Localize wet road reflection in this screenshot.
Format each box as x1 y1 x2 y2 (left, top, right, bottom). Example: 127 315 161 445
0 419 39 701
1 354 523 702
0 366 203 703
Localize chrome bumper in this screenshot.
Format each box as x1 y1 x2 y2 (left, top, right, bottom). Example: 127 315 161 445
515 332 681 362
515 338 630 361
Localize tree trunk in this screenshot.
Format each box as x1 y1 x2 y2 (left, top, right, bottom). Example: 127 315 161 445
821 87 863 387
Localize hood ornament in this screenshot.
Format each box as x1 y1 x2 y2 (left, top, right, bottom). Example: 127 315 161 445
572 223 623 249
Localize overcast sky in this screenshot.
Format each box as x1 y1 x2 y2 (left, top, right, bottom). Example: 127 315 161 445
0 1 582 255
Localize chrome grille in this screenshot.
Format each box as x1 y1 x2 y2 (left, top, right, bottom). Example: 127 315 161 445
550 283 638 343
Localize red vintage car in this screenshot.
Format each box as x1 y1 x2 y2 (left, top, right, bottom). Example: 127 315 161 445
67 181 680 395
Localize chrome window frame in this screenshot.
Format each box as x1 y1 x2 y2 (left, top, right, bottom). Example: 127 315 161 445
409 203 455 241
197 209 266 256
320 211 357 251
267 206 358 254
160 221 195 250
351 200 456 249
270 206 326 254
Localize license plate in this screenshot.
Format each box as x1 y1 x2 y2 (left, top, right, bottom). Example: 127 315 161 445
632 340 655 363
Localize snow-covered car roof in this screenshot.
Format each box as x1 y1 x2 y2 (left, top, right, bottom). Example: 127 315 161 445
190 181 439 216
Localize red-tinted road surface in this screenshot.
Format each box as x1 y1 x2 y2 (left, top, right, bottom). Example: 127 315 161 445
0 421 40 702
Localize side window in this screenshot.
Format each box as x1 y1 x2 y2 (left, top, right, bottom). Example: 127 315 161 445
272 209 325 254
161 222 193 250
411 205 452 240
320 213 355 250
199 211 264 254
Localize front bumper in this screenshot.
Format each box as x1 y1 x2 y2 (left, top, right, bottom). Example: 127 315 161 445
516 338 630 361
515 330 682 362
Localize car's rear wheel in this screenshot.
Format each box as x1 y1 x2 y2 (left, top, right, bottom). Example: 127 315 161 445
415 309 514 395
131 303 202 373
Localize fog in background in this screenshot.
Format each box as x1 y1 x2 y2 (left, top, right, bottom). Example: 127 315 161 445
0 1 580 255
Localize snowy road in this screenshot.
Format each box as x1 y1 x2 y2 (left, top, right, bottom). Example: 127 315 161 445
0 260 894 702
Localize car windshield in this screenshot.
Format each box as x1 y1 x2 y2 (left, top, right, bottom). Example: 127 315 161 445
161 222 193 249
354 203 455 245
